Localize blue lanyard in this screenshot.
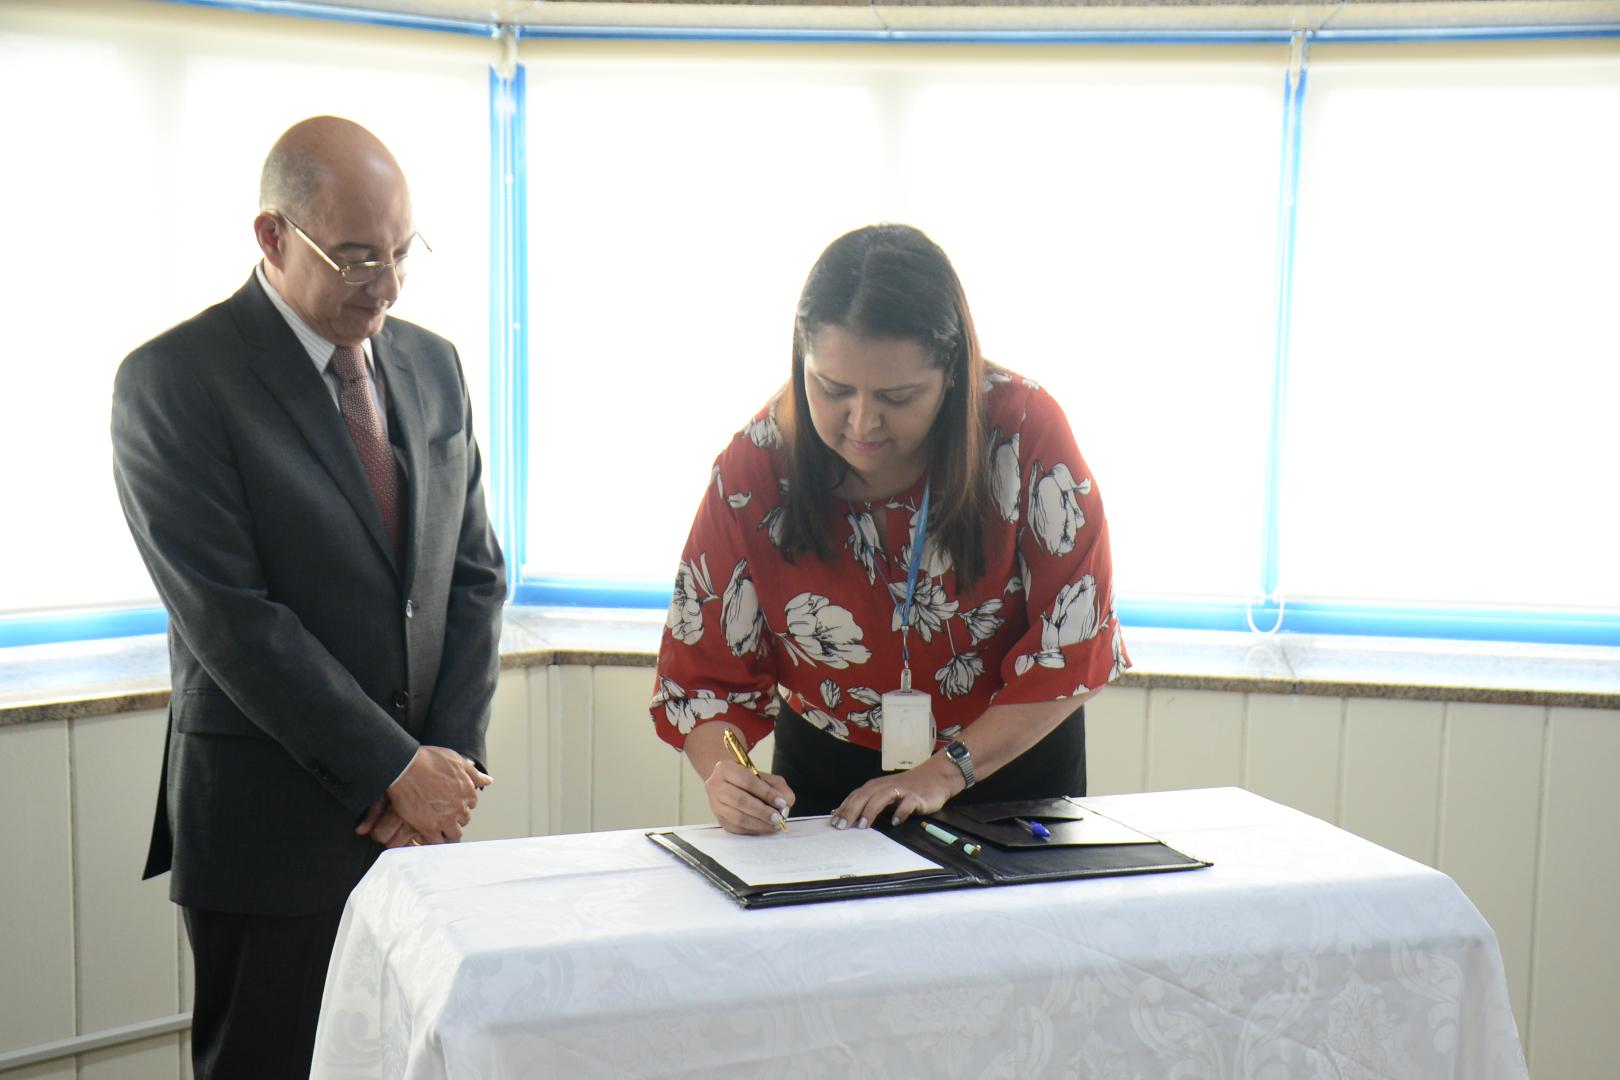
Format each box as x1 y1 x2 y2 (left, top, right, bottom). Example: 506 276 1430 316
896 479 931 690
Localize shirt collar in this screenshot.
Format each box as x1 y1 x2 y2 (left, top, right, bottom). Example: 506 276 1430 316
255 263 375 376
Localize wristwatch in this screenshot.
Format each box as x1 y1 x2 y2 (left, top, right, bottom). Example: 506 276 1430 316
943 740 976 789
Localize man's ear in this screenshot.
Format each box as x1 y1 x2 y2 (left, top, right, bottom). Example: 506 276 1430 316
254 212 286 269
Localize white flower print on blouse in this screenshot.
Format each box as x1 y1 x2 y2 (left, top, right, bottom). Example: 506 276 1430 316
745 412 784 449
722 559 767 657
845 686 883 731
666 555 715 645
729 689 767 713
1027 460 1091 557
712 462 752 509
898 511 953 579
888 578 958 643
1045 575 1102 647
654 676 729 735
983 369 1012 392
820 679 843 710
845 511 882 584
935 652 985 699
802 706 850 740
960 597 1005 644
1013 574 1102 675
1006 551 1030 598
989 428 1020 524
758 506 785 548
781 593 872 669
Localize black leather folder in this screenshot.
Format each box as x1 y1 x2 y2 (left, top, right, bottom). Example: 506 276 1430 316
647 797 1210 909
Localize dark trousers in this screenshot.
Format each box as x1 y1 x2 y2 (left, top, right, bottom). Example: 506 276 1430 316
772 698 1087 816
183 904 345 1080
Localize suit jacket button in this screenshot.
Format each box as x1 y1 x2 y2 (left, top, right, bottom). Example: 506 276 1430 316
393 691 410 709
405 600 414 619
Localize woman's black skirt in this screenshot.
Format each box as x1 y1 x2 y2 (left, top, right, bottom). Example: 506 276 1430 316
771 697 1087 816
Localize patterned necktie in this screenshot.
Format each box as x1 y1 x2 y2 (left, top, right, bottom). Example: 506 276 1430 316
329 345 402 556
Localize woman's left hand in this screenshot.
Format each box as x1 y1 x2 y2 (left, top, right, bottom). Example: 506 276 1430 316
830 757 959 830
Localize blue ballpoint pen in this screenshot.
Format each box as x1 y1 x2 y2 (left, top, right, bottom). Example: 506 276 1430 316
1012 816 1051 841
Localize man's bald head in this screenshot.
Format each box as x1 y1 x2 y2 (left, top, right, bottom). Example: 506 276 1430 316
259 116 409 228
253 117 416 346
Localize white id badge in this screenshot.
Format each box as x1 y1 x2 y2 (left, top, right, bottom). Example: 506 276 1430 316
881 689 933 771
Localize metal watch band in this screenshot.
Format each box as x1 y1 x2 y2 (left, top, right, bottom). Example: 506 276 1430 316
946 740 976 788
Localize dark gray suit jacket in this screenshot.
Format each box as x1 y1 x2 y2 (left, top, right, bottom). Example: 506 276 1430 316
112 273 506 916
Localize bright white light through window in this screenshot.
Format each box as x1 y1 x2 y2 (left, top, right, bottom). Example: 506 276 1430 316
1285 46 1620 611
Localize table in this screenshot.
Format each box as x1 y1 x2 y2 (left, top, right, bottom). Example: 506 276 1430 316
310 788 1528 1079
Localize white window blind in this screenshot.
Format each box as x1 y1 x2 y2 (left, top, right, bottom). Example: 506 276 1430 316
1283 42 1620 613
0 2 491 616
521 43 1284 605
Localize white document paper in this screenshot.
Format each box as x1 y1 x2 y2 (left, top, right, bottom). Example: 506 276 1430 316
672 816 945 887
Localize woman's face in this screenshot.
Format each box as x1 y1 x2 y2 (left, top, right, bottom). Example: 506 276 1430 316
803 324 950 500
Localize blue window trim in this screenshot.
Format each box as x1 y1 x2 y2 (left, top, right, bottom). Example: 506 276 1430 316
513 579 1620 648
6 5 1618 650
0 606 168 650
488 59 530 585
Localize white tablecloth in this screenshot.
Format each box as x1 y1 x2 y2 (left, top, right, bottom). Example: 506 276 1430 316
311 787 1527 1079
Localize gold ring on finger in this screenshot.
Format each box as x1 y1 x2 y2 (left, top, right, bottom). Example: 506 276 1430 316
894 788 904 800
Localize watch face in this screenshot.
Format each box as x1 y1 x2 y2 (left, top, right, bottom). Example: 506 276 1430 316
947 741 967 761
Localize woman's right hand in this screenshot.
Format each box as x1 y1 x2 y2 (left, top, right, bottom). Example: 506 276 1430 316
705 759 796 835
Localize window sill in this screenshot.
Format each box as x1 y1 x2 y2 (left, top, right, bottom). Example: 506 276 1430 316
3 606 1616 728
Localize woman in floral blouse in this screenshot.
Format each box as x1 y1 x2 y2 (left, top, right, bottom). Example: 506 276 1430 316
652 224 1128 834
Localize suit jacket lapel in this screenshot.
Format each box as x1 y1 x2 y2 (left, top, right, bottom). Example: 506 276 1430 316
228 273 400 572
374 324 425 591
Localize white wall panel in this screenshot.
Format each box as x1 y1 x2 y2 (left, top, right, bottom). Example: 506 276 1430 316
1245 694 1343 823
1438 703 1542 1035
1529 706 1620 1080
547 665 593 836
69 710 177 1033
1340 698 1444 865
1085 685 1147 795
525 667 551 837
590 666 681 831
463 668 532 842
179 908 193 1079
0 1060 74 1079
1145 688 1244 792
0 721 74 1060
78 1036 180 1080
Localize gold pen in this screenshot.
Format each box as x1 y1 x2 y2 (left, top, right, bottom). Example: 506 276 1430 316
722 728 788 832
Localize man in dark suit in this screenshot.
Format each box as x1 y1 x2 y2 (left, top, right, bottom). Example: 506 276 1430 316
111 116 506 1079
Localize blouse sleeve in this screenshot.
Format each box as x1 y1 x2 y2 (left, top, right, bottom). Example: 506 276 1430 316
994 384 1130 704
651 438 781 751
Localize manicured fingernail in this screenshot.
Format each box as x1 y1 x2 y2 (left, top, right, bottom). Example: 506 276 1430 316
832 817 847 829
891 815 901 826
774 797 788 811
856 817 868 829
770 812 783 825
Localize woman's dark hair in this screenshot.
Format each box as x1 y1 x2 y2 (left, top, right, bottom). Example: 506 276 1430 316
776 224 992 590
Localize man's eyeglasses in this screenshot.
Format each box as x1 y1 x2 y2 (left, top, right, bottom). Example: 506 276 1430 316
278 213 430 286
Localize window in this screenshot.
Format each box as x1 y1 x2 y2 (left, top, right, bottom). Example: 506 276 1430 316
4 1 1616 648
0 3 489 623
1284 42 1620 624
520 43 1284 613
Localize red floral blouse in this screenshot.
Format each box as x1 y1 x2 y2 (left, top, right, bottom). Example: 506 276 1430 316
651 366 1129 752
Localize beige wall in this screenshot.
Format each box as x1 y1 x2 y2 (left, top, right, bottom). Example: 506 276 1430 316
2 667 1615 1078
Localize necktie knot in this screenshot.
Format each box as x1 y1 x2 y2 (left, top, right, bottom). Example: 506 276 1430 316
330 345 367 384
